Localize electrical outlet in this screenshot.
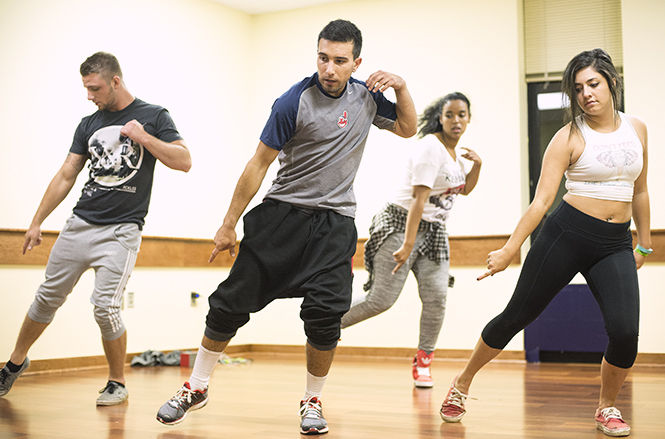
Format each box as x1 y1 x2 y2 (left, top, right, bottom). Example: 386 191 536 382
127 291 135 308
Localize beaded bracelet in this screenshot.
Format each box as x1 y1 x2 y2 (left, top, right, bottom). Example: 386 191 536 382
635 244 653 256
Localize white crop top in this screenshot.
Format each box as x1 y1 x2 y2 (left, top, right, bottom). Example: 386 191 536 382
564 112 643 202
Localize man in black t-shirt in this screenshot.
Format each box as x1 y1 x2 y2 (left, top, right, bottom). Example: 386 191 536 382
0 52 191 405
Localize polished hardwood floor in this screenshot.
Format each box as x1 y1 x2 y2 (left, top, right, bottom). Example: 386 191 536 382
1 353 664 439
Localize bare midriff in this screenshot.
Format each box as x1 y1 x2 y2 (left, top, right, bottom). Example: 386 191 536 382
563 193 632 223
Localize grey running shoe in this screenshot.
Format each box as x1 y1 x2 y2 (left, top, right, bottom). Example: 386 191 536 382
0 358 30 397
96 380 129 406
156 382 209 425
299 396 329 435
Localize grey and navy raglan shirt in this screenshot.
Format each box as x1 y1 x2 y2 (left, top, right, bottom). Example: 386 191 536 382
260 73 398 218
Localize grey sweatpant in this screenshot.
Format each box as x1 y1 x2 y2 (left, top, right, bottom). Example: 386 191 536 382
341 230 449 352
28 215 141 340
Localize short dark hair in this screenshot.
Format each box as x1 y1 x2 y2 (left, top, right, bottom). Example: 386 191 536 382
417 92 471 138
562 48 622 133
80 52 123 81
318 19 362 59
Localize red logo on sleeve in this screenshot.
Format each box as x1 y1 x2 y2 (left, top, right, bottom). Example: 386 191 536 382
337 111 348 128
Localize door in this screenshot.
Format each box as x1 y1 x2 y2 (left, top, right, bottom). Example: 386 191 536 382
527 81 568 240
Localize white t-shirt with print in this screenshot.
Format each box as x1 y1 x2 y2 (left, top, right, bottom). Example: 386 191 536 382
393 136 468 225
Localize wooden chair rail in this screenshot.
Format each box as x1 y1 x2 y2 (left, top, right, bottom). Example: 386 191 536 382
2 229 663 268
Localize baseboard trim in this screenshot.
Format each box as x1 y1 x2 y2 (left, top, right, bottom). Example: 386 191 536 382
12 344 664 375
243 344 525 362
633 353 665 366
13 345 250 375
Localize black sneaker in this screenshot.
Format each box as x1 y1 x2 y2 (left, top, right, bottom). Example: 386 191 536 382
156 382 209 425
299 396 329 435
0 358 30 397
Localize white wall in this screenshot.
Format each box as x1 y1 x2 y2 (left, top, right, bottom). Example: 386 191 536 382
0 264 526 360
620 0 665 355
249 0 525 236
622 0 665 229
0 0 253 239
1 0 663 362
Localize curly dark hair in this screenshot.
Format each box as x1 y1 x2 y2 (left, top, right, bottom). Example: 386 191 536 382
417 92 470 138
562 48 622 134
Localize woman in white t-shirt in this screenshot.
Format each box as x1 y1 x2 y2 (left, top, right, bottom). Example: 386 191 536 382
341 92 482 387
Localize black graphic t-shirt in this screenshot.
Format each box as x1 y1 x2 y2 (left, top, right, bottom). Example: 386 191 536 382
70 98 182 228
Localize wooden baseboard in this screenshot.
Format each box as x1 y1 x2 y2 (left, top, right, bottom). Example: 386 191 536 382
12 345 249 375
634 352 665 365
243 344 524 362
11 344 664 375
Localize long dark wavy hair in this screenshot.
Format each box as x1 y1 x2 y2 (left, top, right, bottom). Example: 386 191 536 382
417 92 471 138
562 48 622 134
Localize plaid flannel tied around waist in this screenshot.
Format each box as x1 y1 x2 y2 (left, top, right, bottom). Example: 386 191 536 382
363 203 449 291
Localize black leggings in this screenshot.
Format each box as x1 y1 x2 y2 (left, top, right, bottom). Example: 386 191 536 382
482 201 639 368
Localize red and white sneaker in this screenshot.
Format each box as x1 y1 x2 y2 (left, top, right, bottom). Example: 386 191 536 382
299 396 328 435
412 350 434 388
440 377 467 423
156 382 209 425
595 407 630 437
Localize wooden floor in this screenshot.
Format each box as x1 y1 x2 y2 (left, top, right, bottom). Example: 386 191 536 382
1 353 664 439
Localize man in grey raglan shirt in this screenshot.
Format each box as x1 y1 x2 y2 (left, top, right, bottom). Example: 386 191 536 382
157 19 417 434
0 52 191 405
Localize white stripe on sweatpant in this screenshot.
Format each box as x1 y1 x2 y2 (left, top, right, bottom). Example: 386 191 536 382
109 248 137 333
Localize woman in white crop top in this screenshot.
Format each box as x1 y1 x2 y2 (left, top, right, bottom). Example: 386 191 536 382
342 92 482 388
440 49 652 438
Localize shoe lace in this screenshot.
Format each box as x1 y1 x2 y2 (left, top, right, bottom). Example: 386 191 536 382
444 387 467 408
169 386 194 407
299 397 323 419
600 407 624 421
0 368 8 384
98 381 118 394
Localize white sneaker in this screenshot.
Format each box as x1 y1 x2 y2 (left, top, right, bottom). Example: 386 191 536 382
96 381 128 406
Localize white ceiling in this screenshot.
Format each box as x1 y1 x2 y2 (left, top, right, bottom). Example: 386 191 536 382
211 0 345 15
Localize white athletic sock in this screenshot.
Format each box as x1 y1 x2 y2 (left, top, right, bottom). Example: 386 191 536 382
303 371 327 400
188 345 222 391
